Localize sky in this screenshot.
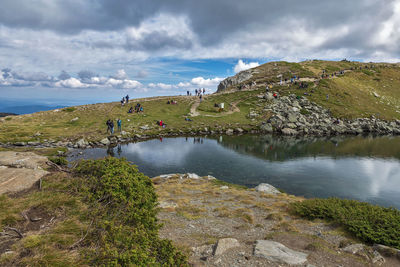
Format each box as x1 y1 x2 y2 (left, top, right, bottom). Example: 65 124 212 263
1 0 400 106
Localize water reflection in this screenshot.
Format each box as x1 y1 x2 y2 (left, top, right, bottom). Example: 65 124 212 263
68 135 400 209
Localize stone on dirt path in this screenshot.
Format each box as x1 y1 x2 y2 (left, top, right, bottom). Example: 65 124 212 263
213 238 240 256
254 240 308 265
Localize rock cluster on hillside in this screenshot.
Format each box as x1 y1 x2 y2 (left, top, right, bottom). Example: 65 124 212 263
260 94 400 136
217 69 254 92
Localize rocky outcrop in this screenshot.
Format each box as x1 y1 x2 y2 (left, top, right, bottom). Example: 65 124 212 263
260 94 400 136
217 70 253 92
0 151 48 195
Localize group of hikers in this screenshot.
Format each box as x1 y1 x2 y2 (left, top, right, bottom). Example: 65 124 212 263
128 103 143 113
106 118 122 134
166 99 177 104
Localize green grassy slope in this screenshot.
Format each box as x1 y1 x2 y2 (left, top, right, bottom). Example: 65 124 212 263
0 60 399 143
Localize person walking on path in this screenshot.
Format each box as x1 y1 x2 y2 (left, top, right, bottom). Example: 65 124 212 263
117 118 122 132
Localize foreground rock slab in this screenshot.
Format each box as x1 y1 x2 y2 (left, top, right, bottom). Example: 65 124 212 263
254 240 308 265
0 151 48 194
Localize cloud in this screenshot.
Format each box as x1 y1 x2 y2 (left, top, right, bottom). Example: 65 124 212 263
58 70 71 80
191 77 224 87
233 60 260 73
55 78 89 88
111 69 128 80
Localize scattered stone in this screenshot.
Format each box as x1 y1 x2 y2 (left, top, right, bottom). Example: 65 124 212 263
140 125 150 130
254 240 308 265
70 117 79 122
158 201 178 209
371 250 385 265
255 183 281 194
76 138 88 148
373 92 380 98
213 238 240 256
226 129 234 135
187 173 200 179
373 244 400 259
220 186 229 190
281 128 298 135
100 138 110 145
343 243 364 254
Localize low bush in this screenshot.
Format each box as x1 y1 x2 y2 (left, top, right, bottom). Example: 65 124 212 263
49 156 68 166
290 198 400 249
63 107 76 112
74 157 187 266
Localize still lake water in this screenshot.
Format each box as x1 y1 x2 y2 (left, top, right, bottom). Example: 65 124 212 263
68 135 400 209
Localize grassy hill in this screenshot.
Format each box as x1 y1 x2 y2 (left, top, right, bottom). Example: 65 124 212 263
0 60 399 143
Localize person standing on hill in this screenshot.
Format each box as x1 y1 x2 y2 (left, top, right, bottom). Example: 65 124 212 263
106 119 112 134
117 118 122 132
126 95 129 103
110 120 114 134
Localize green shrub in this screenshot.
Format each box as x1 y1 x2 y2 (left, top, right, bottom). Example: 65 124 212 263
49 156 68 166
5 117 12 121
74 157 187 266
63 107 76 112
290 198 400 249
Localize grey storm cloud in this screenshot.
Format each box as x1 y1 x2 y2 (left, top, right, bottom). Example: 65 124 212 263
125 30 193 51
0 0 396 45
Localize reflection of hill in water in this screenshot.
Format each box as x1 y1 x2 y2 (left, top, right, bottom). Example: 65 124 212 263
214 135 400 161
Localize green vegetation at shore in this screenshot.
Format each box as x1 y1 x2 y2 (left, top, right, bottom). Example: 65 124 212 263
0 157 187 266
291 198 400 249
0 60 400 144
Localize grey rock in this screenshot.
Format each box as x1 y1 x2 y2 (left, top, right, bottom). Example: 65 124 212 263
254 240 308 265
343 243 364 254
287 113 298 123
281 128 298 135
372 250 385 265
213 238 240 256
255 183 281 194
76 138 88 148
226 129 234 135
70 117 79 122
260 123 273 133
100 138 110 145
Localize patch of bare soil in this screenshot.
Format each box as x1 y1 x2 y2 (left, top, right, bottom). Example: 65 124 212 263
153 174 400 267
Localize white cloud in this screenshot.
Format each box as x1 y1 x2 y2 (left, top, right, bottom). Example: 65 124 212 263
234 59 260 73
112 69 128 80
55 77 90 88
191 76 224 87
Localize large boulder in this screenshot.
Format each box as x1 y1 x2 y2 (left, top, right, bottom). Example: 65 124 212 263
213 238 240 256
254 240 308 265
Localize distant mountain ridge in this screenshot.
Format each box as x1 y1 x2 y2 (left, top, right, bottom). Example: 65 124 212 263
0 105 65 115
0 112 16 117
